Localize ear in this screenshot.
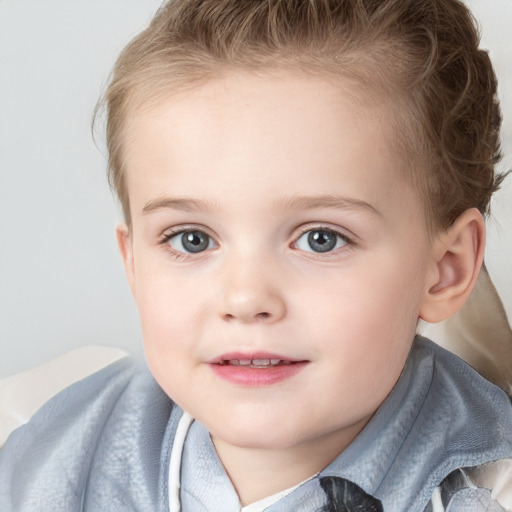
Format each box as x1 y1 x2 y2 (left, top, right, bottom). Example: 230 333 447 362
419 208 485 323
116 224 136 297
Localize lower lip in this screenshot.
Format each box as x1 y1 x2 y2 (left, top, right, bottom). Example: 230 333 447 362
209 362 308 386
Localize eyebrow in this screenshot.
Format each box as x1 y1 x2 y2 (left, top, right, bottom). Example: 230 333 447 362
276 195 382 217
142 197 215 214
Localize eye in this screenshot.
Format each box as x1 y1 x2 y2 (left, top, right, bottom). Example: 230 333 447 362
167 230 216 254
295 228 348 253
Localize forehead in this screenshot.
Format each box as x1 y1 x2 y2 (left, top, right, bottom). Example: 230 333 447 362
122 71 418 222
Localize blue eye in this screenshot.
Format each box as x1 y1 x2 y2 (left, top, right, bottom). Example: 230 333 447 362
295 229 348 253
167 230 215 254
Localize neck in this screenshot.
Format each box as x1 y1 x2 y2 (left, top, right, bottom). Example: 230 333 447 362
212 425 366 506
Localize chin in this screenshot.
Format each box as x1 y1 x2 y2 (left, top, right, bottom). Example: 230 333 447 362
205 413 318 451
214 428 298 450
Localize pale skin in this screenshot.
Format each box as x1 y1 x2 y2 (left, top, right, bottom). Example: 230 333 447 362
117 71 485 505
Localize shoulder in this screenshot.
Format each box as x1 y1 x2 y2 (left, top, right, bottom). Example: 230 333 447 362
413 337 512 510
0 354 147 460
417 337 512 460
416 336 512 416
0 345 130 447
0 352 168 455
0 352 173 510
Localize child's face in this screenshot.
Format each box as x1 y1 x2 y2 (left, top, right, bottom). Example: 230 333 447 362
119 72 436 456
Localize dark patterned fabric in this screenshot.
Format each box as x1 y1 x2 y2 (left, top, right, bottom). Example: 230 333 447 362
317 477 383 512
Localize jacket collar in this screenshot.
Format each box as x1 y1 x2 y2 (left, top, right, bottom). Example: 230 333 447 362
175 337 512 511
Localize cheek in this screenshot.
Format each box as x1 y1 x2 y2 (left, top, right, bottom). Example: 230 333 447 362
134 253 202 328
308 255 425 375
314 261 421 334
135 280 207 404
132 263 203 370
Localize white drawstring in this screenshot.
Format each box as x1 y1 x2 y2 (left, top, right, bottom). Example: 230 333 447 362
168 411 194 512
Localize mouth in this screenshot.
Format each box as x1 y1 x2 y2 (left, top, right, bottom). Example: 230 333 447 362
208 353 308 386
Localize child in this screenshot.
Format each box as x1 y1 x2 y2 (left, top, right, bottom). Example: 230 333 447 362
1 0 512 510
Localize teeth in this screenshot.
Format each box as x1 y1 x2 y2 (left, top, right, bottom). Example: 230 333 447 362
218 359 293 368
252 359 270 366
219 358 291 367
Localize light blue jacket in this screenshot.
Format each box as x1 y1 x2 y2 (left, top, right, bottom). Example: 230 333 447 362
1 336 511 511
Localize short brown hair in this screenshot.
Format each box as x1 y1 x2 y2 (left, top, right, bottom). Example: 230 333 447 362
97 0 506 231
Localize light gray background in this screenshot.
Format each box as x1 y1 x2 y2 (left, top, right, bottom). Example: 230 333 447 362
1 0 511 378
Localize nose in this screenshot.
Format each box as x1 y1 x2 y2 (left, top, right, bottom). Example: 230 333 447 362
218 255 287 324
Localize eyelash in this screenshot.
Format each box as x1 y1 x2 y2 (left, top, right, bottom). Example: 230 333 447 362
158 224 354 259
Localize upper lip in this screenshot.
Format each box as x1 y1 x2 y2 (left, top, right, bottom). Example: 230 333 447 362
207 352 306 364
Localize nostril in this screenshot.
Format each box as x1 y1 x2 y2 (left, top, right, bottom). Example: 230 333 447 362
222 311 272 322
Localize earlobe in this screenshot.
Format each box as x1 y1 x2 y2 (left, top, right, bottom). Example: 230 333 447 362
116 224 136 297
419 209 485 324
